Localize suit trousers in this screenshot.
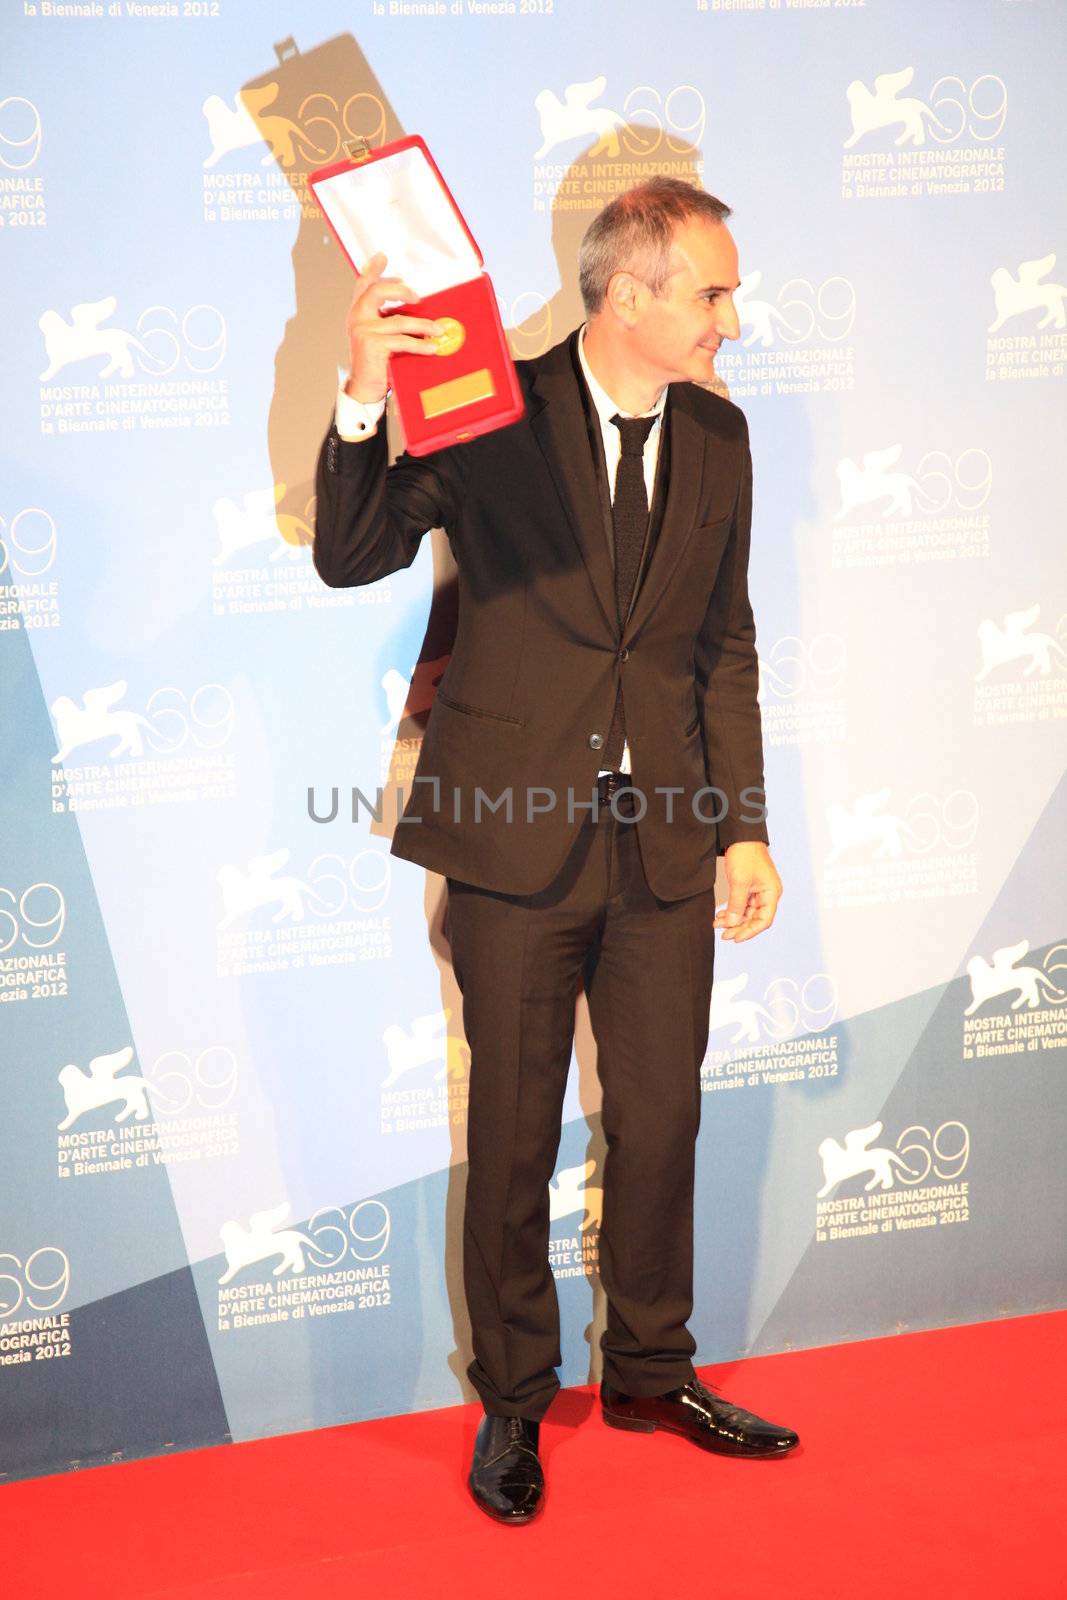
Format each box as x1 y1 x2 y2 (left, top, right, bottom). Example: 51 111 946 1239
446 788 717 1421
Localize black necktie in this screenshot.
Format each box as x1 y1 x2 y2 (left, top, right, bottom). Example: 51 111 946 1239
601 413 656 770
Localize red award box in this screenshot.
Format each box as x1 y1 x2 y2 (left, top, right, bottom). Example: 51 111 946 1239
309 135 524 456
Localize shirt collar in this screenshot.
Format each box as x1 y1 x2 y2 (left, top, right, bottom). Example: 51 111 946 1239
577 323 667 428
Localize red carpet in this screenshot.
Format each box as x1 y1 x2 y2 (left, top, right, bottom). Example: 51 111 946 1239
6 1311 1064 1600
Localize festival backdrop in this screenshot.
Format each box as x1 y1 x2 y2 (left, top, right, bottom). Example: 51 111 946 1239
2 0 1065 1482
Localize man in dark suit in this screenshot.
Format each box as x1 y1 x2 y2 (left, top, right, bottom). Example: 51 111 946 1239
314 177 798 1523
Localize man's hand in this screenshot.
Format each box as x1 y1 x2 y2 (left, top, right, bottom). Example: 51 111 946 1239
344 250 445 403
713 842 782 943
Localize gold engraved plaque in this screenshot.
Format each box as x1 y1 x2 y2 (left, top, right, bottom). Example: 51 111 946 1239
420 368 496 420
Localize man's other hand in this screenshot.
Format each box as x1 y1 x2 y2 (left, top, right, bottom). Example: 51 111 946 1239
713 842 782 943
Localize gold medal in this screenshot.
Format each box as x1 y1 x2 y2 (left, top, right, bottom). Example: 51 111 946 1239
430 317 466 357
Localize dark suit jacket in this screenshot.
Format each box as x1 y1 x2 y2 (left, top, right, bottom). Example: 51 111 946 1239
313 328 768 900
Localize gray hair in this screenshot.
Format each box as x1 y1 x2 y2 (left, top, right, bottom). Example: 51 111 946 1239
577 177 732 317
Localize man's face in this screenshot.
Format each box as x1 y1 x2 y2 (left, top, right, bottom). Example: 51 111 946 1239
628 218 741 384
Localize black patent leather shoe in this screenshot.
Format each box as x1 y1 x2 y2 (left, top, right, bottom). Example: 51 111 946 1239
468 1412 544 1523
601 1375 799 1458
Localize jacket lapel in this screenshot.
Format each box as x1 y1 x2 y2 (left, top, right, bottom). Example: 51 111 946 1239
526 334 708 640
528 333 618 637
624 389 706 639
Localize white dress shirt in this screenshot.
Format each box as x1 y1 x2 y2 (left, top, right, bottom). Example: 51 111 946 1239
334 325 668 777
575 321 666 511
335 371 387 439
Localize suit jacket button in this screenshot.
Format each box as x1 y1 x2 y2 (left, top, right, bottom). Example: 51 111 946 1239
588 732 604 750
618 647 630 663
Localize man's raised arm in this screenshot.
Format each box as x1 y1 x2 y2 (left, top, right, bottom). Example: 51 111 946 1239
313 250 465 589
